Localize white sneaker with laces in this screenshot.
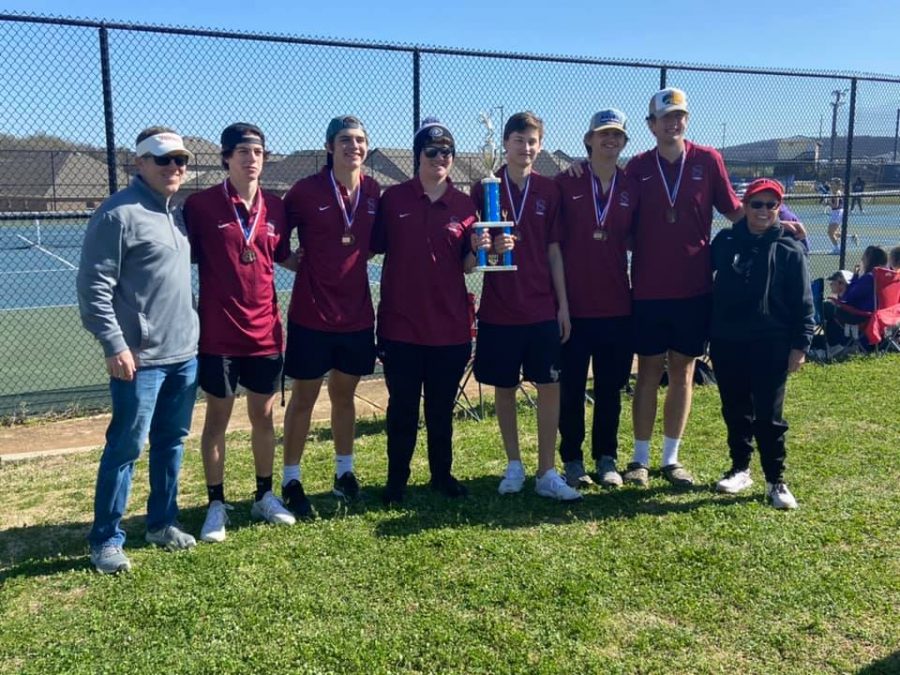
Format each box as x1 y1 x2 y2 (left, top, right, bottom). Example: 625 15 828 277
535 469 583 501
766 482 799 510
716 469 753 494
251 491 296 525
200 500 232 543
498 462 526 495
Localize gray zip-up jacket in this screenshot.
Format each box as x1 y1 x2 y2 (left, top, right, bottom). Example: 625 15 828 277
77 176 199 366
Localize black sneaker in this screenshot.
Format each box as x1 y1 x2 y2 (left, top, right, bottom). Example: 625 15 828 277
430 474 468 498
333 471 361 501
281 479 315 519
381 482 405 506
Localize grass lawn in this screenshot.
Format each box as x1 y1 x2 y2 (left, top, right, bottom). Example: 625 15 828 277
0 356 898 674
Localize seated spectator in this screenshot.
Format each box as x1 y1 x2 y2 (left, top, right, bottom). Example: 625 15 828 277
826 270 851 301
815 246 888 355
889 245 900 270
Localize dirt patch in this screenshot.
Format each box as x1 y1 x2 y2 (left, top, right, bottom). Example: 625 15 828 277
0 376 487 460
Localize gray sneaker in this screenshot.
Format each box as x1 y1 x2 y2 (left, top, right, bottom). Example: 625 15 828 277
90 544 132 574
623 462 649 487
563 460 594 489
661 462 695 487
145 524 197 551
596 456 623 488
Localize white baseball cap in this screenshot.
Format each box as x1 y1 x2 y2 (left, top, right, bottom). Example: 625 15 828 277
135 131 192 158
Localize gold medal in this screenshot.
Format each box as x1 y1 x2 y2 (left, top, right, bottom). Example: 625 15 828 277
240 247 256 264
341 233 355 246
593 230 607 241
666 207 677 224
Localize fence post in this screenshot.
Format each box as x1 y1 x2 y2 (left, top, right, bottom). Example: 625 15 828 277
98 26 118 195
412 48 421 133
659 67 667 89
839 78 857 269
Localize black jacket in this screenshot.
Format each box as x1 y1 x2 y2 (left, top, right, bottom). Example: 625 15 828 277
710 219 815 351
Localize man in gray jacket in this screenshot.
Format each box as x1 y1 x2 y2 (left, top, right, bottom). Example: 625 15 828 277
77 126 200 574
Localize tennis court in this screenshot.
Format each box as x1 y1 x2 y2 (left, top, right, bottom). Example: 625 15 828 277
1 203 897 416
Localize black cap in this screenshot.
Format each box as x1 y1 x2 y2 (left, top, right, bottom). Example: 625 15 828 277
221 122 266 153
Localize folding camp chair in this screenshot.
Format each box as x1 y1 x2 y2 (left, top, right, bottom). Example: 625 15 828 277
863 267 900 353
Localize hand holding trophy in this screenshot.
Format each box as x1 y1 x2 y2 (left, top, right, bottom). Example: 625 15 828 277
474 110 517 272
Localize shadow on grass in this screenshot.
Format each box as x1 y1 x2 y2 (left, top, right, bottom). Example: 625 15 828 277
858 651 900 674
0 500 245 582
371 476 758 538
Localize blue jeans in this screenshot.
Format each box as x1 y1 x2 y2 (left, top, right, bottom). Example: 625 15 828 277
88 358 198 548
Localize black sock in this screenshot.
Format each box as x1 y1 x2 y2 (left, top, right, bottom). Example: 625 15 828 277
255 475 273 502
207 483 225 504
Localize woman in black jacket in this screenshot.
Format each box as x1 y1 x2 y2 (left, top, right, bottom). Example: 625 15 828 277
709 178 814 509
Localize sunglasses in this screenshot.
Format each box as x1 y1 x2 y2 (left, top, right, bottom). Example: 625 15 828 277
423 146 453 159
748 200 779 210
145 154 188 167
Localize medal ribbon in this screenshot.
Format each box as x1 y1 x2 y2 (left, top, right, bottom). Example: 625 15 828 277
654 149 686 210
222 180 263 246
503 167 531 225
330 170 362 234
589 166 617 232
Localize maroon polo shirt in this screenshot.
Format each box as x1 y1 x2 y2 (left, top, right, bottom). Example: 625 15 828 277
372 177 476 346
183 180 288 356
470 168 560 325
279 166 381 332
625 141 740 301
555 166 637 318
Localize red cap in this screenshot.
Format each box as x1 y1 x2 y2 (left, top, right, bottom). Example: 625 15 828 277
742 178 784 203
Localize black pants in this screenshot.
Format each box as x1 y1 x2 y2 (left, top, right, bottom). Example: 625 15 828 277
380 339 471 488
823 302 868 347
709 338 790 483
558 317 634 463
851 196 863 212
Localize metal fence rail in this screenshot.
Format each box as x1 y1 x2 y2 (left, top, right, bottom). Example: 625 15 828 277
2 12 900 416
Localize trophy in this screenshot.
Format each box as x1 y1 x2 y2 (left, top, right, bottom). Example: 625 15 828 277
474 111 516 271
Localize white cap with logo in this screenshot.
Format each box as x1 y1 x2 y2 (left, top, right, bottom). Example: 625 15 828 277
648 88 688 118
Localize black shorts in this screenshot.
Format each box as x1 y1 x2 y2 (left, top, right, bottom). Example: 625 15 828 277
284 322 376 380
198 353 283 398
474 320 561 387
632 295 711 358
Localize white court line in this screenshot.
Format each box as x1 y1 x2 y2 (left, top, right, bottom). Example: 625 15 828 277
0 268 75 275
14 235 77 270
0 302 77 312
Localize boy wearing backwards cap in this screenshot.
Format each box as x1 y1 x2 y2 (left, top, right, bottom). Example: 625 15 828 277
709 178 813 509
623 88 743 488
554 109 639 490
471 111 580 501
279 116 381 514
77 127 198 572
183 123 296 542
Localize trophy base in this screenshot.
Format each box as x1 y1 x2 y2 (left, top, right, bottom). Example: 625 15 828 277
473 221 515 229
476 265 518 272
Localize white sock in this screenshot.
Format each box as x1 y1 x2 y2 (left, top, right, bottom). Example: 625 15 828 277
335 454 354 478
632 439 651 466
662 436 682 466
282 464 300 487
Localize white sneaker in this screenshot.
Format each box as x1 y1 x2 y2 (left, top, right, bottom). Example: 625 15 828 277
535 469 583 501
200 501 232 543
498 462 526 495
766 482 799 510
715 469 753 494
250 491 296 525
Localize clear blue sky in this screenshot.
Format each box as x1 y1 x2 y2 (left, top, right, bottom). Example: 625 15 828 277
2 1 899 159
4 0 900 76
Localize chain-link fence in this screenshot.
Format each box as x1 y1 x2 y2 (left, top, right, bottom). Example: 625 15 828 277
2 13 900 416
